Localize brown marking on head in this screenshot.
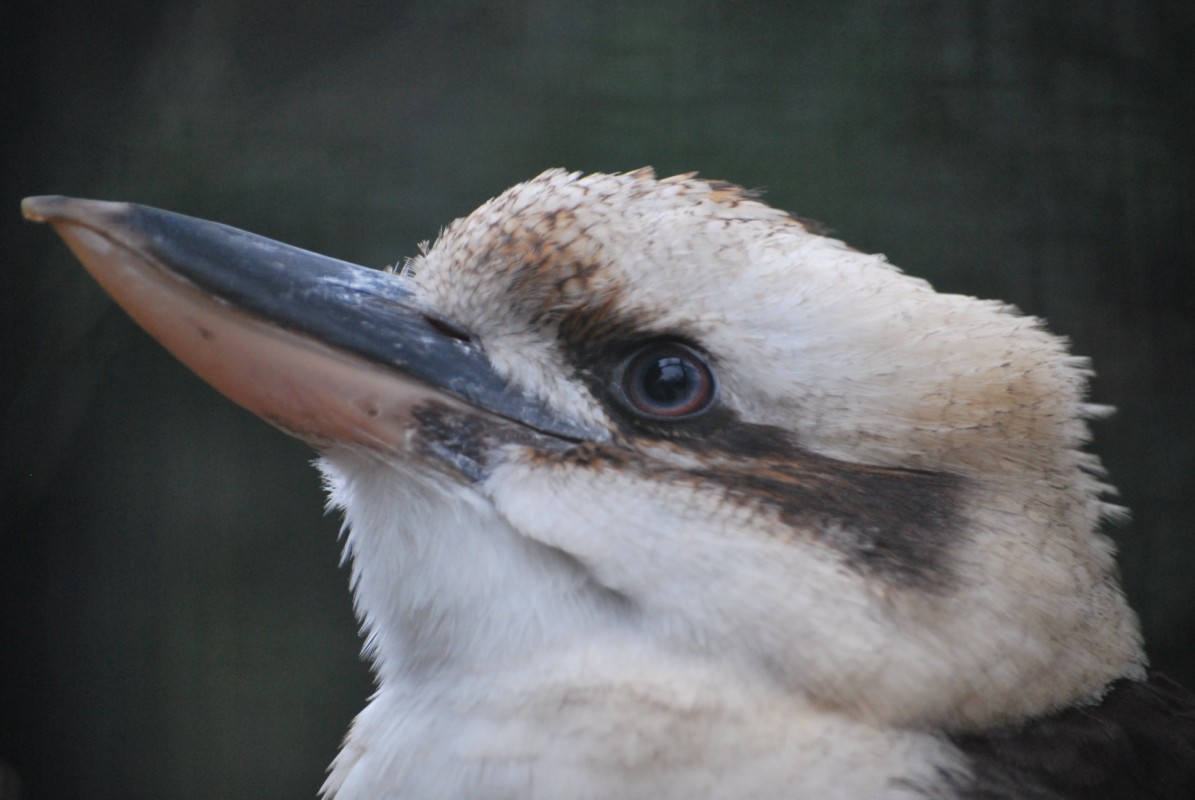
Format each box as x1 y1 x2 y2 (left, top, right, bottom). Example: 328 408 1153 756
688 447 963 589
456 204 629 331
703 180 761 207
415 169 813 344
687 417 963 590
784 212 833 237
517 410 964 590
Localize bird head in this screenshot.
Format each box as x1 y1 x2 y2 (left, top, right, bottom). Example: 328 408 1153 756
24 169 1143 741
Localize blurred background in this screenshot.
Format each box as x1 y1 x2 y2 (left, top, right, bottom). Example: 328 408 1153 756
2 1 1192 798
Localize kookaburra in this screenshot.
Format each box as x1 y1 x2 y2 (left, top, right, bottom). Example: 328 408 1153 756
23 169 1195 799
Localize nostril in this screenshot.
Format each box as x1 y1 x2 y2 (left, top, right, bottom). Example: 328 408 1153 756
424 314 473 343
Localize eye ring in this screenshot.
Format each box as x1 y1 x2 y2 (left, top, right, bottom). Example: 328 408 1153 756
617 342 717 420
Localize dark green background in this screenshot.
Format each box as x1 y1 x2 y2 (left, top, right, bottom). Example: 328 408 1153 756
3 2 1192 798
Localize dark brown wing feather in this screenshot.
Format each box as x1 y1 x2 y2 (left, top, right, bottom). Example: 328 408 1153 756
947 672 1195 799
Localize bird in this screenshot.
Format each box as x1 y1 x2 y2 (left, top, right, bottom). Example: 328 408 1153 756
22 168 1195 799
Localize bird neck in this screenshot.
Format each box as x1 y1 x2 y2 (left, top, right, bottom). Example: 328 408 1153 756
322 630 963 799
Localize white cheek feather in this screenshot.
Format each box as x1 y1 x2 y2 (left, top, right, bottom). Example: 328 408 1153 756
483 451 1140 731
319 448 967 799
316 447 608 682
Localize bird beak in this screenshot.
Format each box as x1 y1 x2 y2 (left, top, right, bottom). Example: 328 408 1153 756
22 196 600 453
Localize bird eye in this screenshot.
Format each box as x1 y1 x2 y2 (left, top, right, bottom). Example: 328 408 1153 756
619 342 717 419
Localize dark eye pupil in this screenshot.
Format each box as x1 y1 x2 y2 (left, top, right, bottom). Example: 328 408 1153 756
620 342 716 419
640 356 695 406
